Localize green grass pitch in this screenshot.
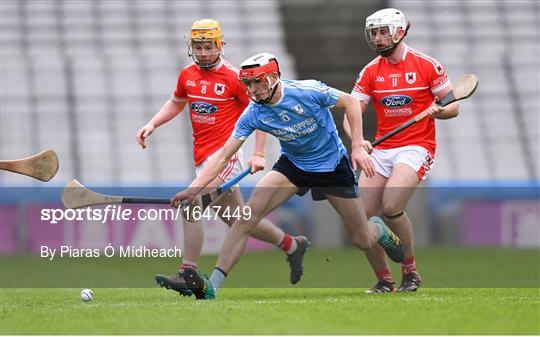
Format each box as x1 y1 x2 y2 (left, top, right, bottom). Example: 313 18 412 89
1 247 539 334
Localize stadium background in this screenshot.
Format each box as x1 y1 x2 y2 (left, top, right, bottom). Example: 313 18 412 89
0 0 538 262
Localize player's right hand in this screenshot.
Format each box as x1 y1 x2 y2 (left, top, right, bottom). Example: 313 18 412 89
248 154 266 173
136 124 155 149
170 189 196 208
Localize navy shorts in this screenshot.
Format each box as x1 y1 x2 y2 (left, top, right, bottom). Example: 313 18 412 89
272 155 359 201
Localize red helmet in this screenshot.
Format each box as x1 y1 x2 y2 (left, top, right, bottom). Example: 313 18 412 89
239 53 280 81
239 53 280 104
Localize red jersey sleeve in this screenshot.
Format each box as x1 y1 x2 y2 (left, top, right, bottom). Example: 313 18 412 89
172 70 187 102
351 65 374 103
234 79 250 109
425 57 450 94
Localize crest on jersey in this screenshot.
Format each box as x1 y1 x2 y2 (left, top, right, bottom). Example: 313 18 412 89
293 104 304 115
405 72 416 84
435 62 444 75
214 83 226 95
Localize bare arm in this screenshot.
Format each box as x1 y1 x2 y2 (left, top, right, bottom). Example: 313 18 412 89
429 85 460 120
342 99 369 140
170 136 245 206
248 130 267 173
136 98 187 148
253 130 267 156
192 137 245 189
335 93 375 177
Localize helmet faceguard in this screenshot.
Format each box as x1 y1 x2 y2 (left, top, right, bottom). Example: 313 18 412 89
187 19 224 69
239 53 281 104
365 8 410 57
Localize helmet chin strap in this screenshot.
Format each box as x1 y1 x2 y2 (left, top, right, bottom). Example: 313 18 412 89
375 35 405 57
255 83 279 104
377 44 399 57
375 34 406 57
194 54 220 70
246 75 280 104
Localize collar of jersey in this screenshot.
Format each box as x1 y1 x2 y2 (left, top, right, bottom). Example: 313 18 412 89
383 43 409 64
401 43 409 61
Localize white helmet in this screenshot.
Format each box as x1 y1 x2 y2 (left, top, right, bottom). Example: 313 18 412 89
365 8 410 56
239 53 281 104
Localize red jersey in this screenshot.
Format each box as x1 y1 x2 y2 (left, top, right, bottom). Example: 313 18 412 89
172 58 250 165
351 44 450 154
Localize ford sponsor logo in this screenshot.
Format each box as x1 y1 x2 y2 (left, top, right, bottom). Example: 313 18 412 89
380 95 412 108
191 101 218 115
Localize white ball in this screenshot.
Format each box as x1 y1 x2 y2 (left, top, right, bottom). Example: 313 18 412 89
80 288 93 302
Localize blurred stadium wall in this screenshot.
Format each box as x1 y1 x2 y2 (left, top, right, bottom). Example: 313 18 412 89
1 0 538 255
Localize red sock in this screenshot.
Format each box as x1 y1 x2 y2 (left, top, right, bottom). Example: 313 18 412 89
401 256 417 275
179 261 197 272
277 234 297 254
375 269 393 283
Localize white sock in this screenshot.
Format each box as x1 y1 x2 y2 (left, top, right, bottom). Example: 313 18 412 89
210 268 227 289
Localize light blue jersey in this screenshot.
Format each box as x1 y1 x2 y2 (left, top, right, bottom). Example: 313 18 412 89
232 79 347 172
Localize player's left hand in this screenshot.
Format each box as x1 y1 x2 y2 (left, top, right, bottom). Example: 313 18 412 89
351 145 375 178
248 153 266 173
427 97 445 118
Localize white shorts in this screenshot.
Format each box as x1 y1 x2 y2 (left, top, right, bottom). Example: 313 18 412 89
370 145 434 181
195 149 245 183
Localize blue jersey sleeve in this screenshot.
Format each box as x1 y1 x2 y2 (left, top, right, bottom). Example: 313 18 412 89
232 106 257 141
310 81 342 108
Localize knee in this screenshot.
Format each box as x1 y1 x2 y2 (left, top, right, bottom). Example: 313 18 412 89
246 204 265 226
350 234 373 251
382 202 404 219
232 206 264 233
232 219 258 234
